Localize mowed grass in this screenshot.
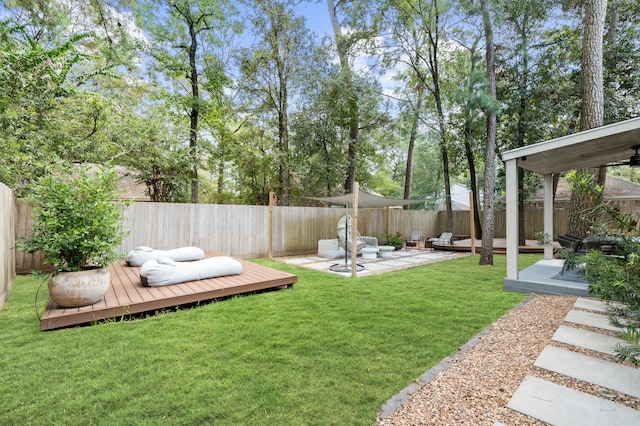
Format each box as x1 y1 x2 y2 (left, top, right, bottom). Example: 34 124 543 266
0 254 540 425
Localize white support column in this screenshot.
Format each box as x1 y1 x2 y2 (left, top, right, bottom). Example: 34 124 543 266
543 174 554 260
505 159 519 279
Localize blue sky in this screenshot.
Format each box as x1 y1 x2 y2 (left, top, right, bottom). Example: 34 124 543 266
295 1 333 38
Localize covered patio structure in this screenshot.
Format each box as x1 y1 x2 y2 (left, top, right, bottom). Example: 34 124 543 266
501 116 640 295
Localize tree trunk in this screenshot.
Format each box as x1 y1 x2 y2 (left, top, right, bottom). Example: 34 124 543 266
462 46 482 238
327 0 359 193
277 65 290 206
426 1 453 232
580 0 606 131
567 0 607 236
436 101 453 233
463 118 482 239
480 0 496 265
188 22 199 204
403 85 423 209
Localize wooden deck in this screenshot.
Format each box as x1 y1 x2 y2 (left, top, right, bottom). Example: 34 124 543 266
432 238 548 253
40 253 297 331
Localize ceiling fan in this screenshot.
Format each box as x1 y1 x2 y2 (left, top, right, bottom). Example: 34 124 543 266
607 144 640 167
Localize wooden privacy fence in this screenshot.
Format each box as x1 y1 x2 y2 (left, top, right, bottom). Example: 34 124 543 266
443 210 570 240
13 199 568 274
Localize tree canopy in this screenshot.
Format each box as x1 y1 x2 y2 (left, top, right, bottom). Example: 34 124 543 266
2 0 639 212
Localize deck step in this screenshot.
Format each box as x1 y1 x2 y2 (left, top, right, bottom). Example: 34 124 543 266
508 375 640 426
552 325 626 356
534 346 640 398
564 310 622 332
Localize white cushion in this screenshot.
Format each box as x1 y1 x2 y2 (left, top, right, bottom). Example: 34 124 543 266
126 246 205 266
318 239 346 259
140 256 242 287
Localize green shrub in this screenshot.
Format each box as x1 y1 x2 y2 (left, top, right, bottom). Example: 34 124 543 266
17 164 129 272
583 204 640 364
385 232 403 246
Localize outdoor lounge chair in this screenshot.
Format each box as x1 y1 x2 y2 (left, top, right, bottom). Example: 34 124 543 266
405 231 423 247
555 234 584 251
429 232 453 246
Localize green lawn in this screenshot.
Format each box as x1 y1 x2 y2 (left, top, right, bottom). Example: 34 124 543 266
0 254 540 425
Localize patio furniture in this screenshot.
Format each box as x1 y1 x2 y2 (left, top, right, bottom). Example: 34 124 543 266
337 214 367 253
429 232 453 246
582 235 620 255
378 245 394 258
360 236 378 250
318 237 378 259
318 239 346 259
360 247 379 260
140 256 242 287
405 231 423 248
555 234 584 252
126 245 205 267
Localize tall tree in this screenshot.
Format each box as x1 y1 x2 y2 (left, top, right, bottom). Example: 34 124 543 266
479 0 497 265
384 0 455 231
447 29 485 238
326 0 383 193
497 0 551 245
380 3 428 205
136 0 234 204
402 81 425 208
238 0 313 205
567 0 607 237
327 0 361 192
421 0 454 232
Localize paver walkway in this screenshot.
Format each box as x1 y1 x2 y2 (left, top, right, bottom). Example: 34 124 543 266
277 248 465 276
506 298 640 425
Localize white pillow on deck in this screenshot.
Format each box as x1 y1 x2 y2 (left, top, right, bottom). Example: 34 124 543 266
140 256 243 287
126 246 205 266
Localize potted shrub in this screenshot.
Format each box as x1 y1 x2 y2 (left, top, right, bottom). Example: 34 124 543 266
18 164 128 308
385 232 404 250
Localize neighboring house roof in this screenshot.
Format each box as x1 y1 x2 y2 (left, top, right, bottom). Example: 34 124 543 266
83 163 150 202
532 174 640 201
113 165 150 201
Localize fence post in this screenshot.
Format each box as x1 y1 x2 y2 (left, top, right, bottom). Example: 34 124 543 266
269 192 276 259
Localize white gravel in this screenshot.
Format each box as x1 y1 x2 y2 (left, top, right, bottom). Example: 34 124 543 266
377 294 640 425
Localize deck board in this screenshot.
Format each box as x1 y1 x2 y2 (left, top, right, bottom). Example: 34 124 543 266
40 253 297 331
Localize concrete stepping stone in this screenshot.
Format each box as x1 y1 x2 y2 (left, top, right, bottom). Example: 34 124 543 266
552 325 626 357
508 375 640 426
574 297 608 312
564 309 622 332
574 297 625 313
534 346 640 398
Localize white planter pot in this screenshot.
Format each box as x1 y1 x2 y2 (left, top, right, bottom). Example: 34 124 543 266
48 267 110 308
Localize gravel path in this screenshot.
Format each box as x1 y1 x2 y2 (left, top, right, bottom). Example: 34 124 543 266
377 294 640 425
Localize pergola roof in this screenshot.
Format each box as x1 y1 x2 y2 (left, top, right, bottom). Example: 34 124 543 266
501 116 640 175
305 189 430 208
